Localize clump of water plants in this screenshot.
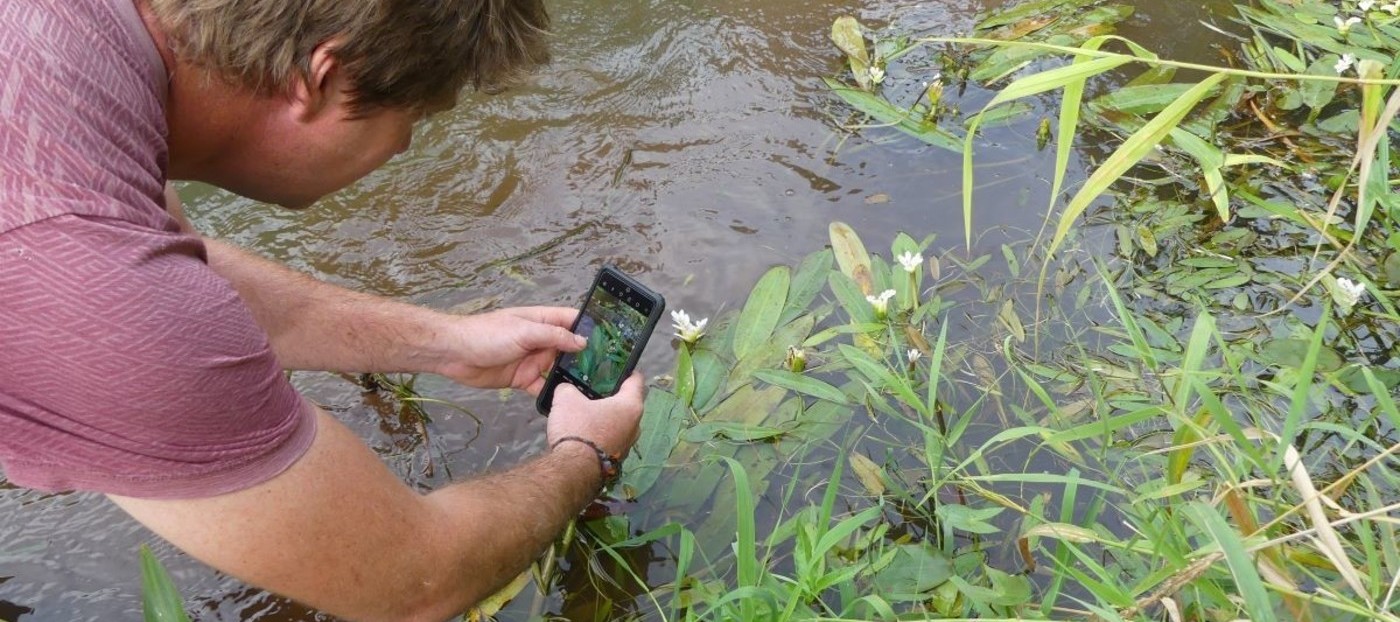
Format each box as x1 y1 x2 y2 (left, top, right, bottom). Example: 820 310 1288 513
543 0 1400 620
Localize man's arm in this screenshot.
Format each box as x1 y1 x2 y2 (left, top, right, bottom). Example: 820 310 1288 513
202 236 463 373
110 376 642 622
164 186 581 382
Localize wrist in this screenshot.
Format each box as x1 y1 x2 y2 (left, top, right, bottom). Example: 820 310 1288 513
550 436 619 490
419 311 474 377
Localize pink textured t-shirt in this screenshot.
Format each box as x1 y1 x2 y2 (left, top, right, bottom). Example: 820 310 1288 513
0 0 316 499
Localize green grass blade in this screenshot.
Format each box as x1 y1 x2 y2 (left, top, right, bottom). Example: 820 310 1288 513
1093 260 1157 370
140 545 191 622
1186 503 1277 622
1172 310 1216 419
1048 72 1228 259
966 54 1132 249
1277 301 1329 472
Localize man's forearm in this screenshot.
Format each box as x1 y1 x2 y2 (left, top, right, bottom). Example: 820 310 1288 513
418 441 604 619
203 237 453 373
111 408 609 622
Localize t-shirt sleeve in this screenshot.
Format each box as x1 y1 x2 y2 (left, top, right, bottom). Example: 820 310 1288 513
0 214 316 499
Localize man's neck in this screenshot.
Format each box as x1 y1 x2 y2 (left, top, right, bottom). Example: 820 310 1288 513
131 0 265 184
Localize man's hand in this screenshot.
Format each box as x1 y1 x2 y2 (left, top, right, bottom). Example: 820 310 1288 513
547 373 645 459
436 307 586 394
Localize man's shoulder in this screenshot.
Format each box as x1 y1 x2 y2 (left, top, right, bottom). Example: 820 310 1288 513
0 0 170 235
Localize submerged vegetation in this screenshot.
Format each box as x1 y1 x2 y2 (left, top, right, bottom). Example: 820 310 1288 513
131 0 1400 620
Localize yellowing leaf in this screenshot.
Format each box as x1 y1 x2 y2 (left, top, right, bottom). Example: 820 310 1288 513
849 452 886 496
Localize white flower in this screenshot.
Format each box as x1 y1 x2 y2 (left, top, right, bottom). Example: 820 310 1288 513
868 65 886 85
1384 2 1400 15
1336 15 1362 33
1335 53 1357 74
670 309 708 345
906 349 923 364
1360 0 1376 11
896 251 923 273
866 289 897 318
1334 277 1367 313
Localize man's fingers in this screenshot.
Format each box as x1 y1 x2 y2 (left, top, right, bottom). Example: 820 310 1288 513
508 306 579 329
518 323 586 353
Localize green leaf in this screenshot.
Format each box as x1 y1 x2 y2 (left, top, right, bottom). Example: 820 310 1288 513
1092 83 1206 116
823 79 964 151
976 0 1095 30
1185 503 1277 622
732 266 790 362
753 369 850 404
675 346 695 405
690 348 727 412
702 385 788 427
140 545 191 622
622 390 688 498
729 314 817 384
1049 73 1228 259
829 271 877 324
868 544 953 600
1258 338 1344 372
1302 56 1341 110
935 504 1003 535
782 249 833 325
1169 127 1229 221
681 421 786 443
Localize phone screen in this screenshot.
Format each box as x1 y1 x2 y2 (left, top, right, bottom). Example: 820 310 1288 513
556 279 653 395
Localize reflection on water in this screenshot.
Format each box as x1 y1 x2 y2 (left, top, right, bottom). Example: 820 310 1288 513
1 0 1241 619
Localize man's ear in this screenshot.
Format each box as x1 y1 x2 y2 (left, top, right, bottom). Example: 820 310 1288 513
289 39 343 123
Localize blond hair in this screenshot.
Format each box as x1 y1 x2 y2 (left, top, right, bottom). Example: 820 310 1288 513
148 0 550 113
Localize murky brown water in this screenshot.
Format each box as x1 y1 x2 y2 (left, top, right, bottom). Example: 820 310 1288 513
0 1 1239 619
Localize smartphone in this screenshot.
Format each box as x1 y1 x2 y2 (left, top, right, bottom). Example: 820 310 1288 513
537 265 665 415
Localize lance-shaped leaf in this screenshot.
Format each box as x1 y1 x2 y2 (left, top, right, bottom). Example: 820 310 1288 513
1048 73 1227 259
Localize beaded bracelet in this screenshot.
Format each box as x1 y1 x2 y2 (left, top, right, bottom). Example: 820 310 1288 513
551 436 621 486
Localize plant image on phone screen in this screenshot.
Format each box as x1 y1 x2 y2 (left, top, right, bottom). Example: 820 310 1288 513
556 286 648 395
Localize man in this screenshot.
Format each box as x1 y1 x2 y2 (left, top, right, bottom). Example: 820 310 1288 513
0 1 645 620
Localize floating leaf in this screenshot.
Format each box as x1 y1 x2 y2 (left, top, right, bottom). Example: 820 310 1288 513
1092 83 1207 116
681 421 786 444
1302 56 1341 111
622 390 688 499
936 504 1003 535
830 221 874 294
848 452 887 496
868 544 953 599
782 249 833 325
754 369 850 404
1136 225 1159 257
824 80 965 152
1385 252 1400 285
675 346 695 405
732 267 790 362
1023 522 1100 543
829 271 878 324
1259 339 1344 372
690 348 729 413
831 17 871 90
